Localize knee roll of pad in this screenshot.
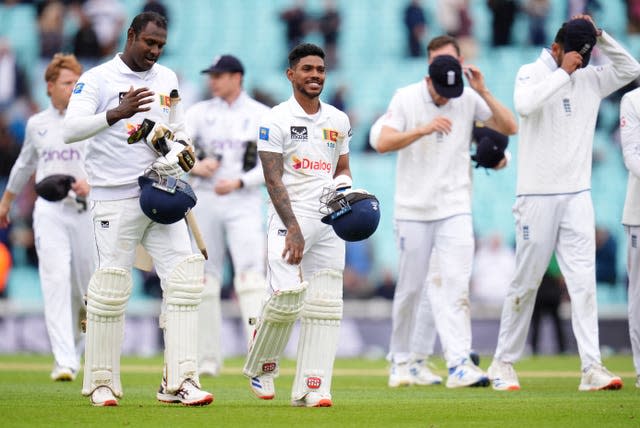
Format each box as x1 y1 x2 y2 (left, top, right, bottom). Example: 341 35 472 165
86 268 132 317
165 254 205 306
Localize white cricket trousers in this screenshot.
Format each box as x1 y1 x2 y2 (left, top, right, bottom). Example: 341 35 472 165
33 198 94 371
389 215 474 368
626 225 640 376
494 191 601 370
266 213 344 291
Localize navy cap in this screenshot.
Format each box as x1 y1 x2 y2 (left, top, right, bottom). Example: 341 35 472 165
564 18 597 68
201 55 244 74
428 55 464 99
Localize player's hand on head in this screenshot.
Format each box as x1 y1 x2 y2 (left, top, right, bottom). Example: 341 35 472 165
561 51 583 74
463 65 487 93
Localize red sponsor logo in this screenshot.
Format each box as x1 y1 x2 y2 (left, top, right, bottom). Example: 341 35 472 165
291 155 332 172
262 362 277 373
306 376 322 389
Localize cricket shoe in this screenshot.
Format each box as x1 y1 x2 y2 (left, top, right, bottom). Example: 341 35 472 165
446 359 490 388
409 359 442 385
291 392 332 407
51 365 77 382
157 378 214 406
578 364 623 391
198 359 220 377
90 386 118 407
487 360 520 391
388 361 412 387
249 374 275 400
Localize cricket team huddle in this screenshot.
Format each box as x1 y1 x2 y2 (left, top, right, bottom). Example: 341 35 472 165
0 9 639 408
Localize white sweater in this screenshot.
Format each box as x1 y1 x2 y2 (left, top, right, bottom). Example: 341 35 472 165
513 31 640 196
620 88 640 226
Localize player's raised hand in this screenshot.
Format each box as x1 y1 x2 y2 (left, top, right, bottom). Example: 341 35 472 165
561 51 583 75
463 65 488 94
106 86 154 125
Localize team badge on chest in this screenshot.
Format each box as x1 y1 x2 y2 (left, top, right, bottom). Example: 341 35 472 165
290 126 308 142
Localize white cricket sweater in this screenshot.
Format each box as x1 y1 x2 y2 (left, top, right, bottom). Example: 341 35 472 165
514 31 640 196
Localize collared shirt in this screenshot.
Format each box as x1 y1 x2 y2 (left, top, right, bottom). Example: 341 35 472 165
381 80 491 222
64 54 184 200
185 91 269 201
258 96 351 219
513 31 640 196
7 105 87 202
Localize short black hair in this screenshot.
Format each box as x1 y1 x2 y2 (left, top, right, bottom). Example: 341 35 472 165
130 11 167 36
288 43 325 68
554 22 568 45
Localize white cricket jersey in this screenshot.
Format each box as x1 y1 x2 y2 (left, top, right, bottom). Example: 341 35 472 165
64 54 185 200
258 96 351 220
514 31 640 196
381 80 491 221
620 88 640 226
7 105 87 200
185 91 269 204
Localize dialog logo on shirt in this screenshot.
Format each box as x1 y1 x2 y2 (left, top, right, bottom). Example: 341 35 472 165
290 126 308 141
291 155 331 172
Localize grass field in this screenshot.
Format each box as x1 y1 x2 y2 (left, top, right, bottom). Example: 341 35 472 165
0 354 638 427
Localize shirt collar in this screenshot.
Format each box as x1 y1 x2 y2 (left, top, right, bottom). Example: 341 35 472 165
114 53 158 80
287 95 327 122
540 48 558 71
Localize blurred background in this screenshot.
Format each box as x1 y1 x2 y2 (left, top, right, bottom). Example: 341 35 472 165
0 0 635 359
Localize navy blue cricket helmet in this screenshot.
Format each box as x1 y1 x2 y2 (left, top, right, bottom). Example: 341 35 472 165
138 174 197 224
321 191 380 242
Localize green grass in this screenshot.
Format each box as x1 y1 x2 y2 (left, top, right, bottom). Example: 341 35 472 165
0 354 638 427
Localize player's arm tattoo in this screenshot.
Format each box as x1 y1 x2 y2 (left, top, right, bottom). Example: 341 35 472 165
259 151 298 229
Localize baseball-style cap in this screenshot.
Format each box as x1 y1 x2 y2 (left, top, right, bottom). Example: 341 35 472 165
564 18 597 68
428 55 464 99
201 55 244 74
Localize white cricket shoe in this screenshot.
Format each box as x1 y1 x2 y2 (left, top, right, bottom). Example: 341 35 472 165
51 365 76 382
488 360 520 391
409 359 442 386
388 361 412 387
156 378 214 406
578 364 623 391
90 386 118 407
249 374 275 400
291 392 332 407
198 359 220 377
446 359 490 388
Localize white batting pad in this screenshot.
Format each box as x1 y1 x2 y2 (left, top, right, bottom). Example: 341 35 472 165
234 271 268 344
163 254 205 392
292 269 343 400
82 268 132 397
243 283 307 378
198 274 222 369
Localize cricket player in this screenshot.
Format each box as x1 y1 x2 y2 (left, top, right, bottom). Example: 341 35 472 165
185 54 270 376
373 35 517 389
63 11 212 406
0 53 91 382
242 43 352 408
488 15 640 391
619 88 640 389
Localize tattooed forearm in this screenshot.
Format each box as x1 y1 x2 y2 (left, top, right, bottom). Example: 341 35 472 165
259 151 299 229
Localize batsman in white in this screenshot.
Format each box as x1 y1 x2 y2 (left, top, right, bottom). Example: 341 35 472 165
243 43 352 408
487 15 640 391
185 54 270 377
0 53 92 382
63 11 212 406
372 35 517 389
616 88 640 389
